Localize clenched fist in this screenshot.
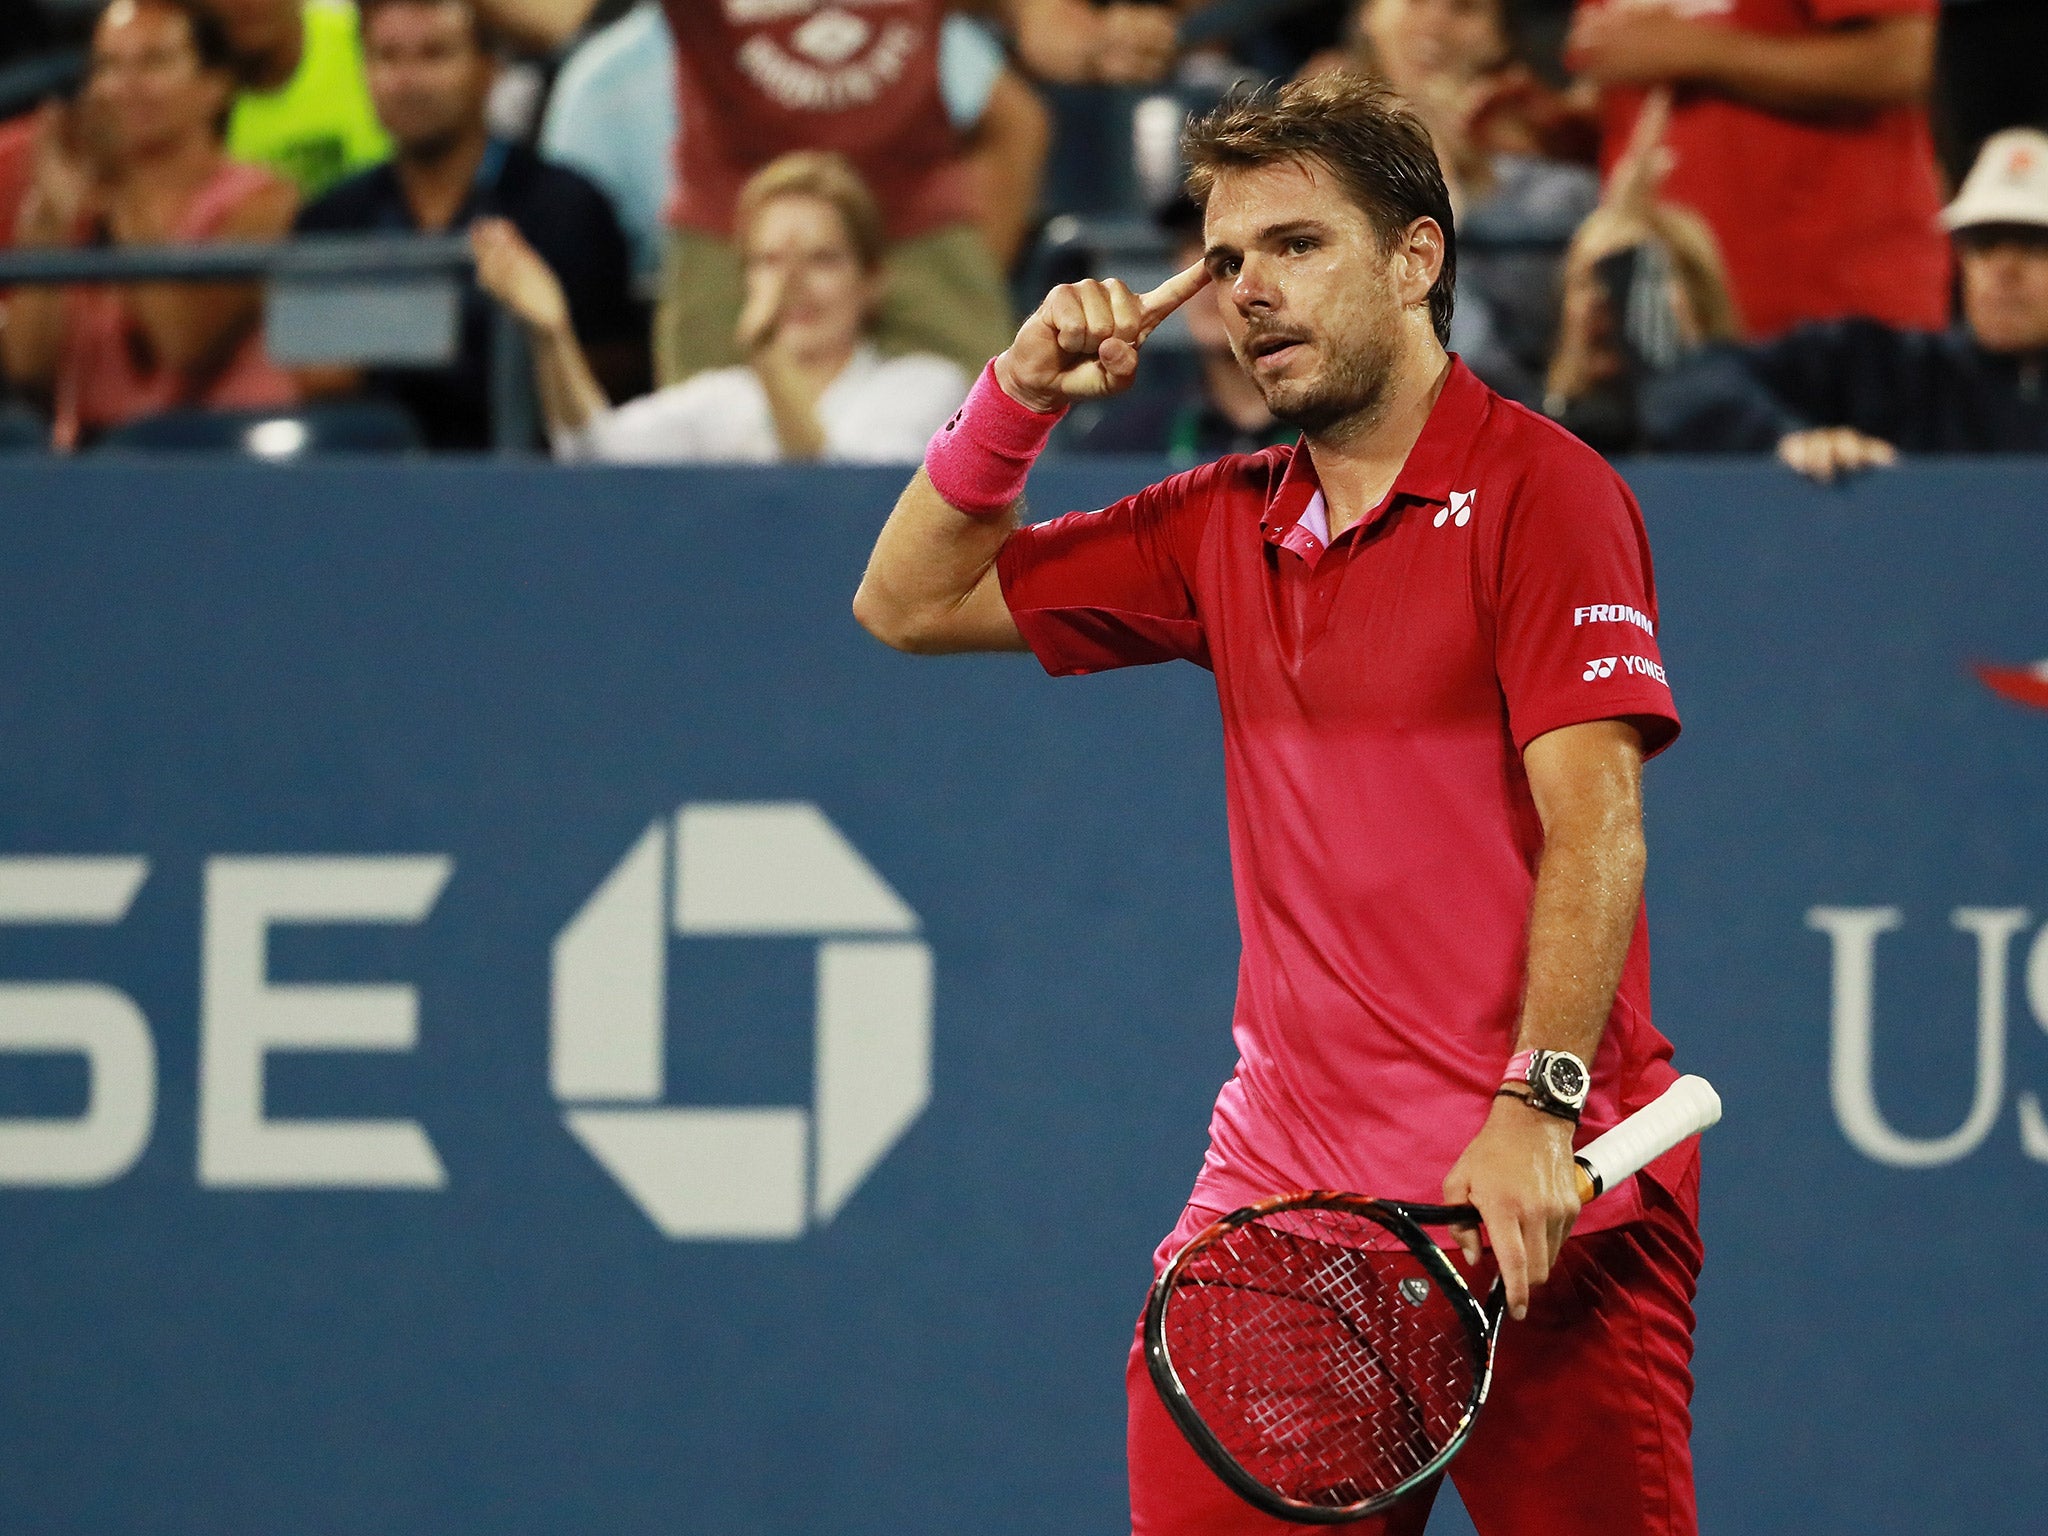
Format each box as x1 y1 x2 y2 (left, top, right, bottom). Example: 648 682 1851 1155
993 262 1213 414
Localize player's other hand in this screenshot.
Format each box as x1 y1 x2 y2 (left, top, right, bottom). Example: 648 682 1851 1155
1442 1094 1583 1321
993 262 1212 413
1776 427 1898 484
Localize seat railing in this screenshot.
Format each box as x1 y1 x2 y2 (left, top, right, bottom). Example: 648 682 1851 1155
0 234 537 450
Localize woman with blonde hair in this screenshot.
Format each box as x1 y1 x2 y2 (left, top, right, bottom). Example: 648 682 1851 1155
1544 94 1742 453
474 150 969 462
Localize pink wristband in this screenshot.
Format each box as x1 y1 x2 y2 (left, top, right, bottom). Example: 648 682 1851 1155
923 362 1067 517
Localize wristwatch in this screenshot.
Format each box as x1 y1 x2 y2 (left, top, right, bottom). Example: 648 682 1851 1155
1501 1048 1591 1122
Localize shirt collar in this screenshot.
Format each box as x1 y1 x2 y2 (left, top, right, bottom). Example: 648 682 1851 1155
1260 356 1493 550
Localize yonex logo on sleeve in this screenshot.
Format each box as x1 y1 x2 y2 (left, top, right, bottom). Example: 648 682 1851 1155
1583 655 1668 684
1572 604 1655 636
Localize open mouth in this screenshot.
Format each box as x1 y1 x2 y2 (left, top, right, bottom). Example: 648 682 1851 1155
1247 333 1308 371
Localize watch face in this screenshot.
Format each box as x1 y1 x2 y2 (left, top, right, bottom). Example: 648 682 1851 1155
1543 1055 1589 1105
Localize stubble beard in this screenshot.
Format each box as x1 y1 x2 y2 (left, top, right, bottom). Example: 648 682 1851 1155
1242 320 1400 440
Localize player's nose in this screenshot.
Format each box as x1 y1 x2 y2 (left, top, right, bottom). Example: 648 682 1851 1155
1231 258 1281 314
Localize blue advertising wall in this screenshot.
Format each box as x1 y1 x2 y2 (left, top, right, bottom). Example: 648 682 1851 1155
0 458 2042 1535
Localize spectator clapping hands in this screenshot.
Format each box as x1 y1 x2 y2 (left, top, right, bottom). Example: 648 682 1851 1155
471 215 570 337
14 101 110 247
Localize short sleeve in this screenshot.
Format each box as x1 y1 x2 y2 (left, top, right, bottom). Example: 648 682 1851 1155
1493 440 1681 758
995 466 1218 675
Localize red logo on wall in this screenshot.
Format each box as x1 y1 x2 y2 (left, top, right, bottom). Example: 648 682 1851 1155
1976 659 2048 712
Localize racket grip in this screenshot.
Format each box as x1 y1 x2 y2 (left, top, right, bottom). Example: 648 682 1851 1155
1573 1075 1722 1199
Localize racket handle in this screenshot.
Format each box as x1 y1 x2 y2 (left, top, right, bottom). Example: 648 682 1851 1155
1573 1074 1722 1200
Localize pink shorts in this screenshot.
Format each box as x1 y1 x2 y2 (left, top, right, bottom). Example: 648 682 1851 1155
1127 1161 1702 1536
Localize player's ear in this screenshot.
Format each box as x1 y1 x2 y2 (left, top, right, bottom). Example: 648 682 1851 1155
1401 218 1446 307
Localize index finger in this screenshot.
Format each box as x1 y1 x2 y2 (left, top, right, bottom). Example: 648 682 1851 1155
1137 259 1213 335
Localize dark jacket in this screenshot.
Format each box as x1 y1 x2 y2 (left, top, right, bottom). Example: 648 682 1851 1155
1644 319 2048 454
297 139 640 450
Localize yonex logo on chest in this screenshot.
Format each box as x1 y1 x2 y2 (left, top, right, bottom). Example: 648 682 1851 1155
1432 490 1476 529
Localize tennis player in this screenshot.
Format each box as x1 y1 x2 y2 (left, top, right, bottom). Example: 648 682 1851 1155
855 74 1700 1536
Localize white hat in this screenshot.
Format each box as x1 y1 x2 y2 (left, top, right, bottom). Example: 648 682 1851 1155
1941 128 2048 232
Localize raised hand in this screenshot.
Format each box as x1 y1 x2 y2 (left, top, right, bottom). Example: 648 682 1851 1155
15 101 99 246
1605 87 1674 225
994 261 1213 413
735 261 791 355
470 216 570 334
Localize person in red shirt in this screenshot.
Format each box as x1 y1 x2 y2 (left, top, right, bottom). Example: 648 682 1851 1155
1568 0 1949 339
857 72 1702 1536
479 0 1185 385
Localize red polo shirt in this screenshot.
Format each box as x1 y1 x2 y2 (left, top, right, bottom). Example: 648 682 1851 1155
997 359 1688 1232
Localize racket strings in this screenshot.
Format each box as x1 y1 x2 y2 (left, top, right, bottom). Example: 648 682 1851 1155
1163 1209 1481 1509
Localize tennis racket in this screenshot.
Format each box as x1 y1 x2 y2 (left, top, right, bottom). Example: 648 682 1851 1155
1142 1074 1722 1524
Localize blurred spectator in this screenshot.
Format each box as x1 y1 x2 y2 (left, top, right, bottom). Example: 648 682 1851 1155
295 0 638 449
1542 90 1742 452
3 0 299 448
1306 0 1598 162
538 5 1049 291
1066 194 1291 461
1644 127 2048 477
477 0 1184 386
203 0 391 194
1936 0 2048 186
1303 0 1600 401
472 152 968 461
1569 0 1949 339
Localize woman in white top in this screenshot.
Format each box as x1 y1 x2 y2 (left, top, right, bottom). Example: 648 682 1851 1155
472 151 971 462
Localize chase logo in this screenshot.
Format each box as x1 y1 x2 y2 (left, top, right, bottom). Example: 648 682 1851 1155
552 803 931 1241
1976 658 2048 712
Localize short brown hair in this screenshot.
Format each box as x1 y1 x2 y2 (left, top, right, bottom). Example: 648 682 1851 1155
1183 74 1457 345
736 152 887 273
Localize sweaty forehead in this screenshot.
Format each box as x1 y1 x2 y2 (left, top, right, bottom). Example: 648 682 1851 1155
1201 158 1370 247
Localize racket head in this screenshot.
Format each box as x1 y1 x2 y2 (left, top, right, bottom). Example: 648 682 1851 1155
1143 1192 1501 1525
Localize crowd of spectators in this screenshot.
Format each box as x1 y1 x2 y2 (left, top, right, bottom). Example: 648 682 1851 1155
0 0 2042 474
